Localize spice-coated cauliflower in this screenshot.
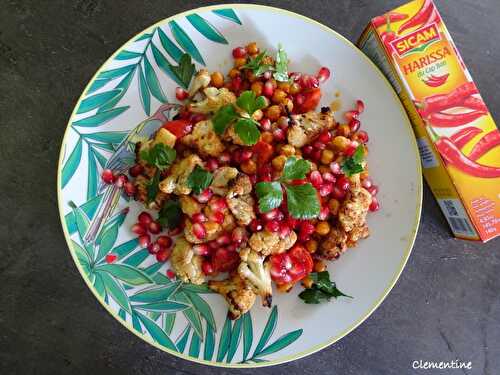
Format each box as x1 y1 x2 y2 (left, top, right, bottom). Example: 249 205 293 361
188 87 236 114
338 185 372 232
238 248 272 307
170 237 205 285
248 230 297 256
184 218 221 244
210 167 239 196
179 195 202 217
287 111 335 148
208 273 256 320
181 120 225 157
188 69 211 97
227 194 256 226
159 154 203 195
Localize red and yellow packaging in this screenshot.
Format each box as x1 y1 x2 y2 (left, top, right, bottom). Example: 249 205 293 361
358 0 500 242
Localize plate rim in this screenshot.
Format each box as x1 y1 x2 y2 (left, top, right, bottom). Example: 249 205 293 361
57 3 423 368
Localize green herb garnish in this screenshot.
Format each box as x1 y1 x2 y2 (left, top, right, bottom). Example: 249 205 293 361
140 143 176 171
298 271 352 304
241 50 273 77
341 145 365 176
169 53 195 89
212 104 238 134
236 90 267 115
157 199 182 229
273 44 291 82
255 157 320 219
187 165 213 195
146 170 161 204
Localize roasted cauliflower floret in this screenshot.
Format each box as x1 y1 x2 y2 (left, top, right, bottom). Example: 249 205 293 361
227 194 256 226
318 226 348 260
181 120 225 157
188 69 211 97
287 111 335 148
227 174 252 197
159 154 203 195
171 237 205 284
211 167 238 195
346 224 370 247
224 125 246 146
338 186 372 232
248 230 297 256
209 274 256 320
184 218 221 244
238 248 272 307
179 195 202 217
188 87 236 114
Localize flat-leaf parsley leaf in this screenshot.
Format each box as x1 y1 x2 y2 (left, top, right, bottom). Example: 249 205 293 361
298 271 352 304
341 145 365 176
255 181 283 212
140 143 176 171
187 165 213 195
285 183 320 219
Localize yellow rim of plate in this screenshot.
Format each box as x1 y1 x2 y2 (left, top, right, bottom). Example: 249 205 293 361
57 3 423 368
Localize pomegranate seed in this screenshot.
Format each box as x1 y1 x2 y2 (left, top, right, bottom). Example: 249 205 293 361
231 227 247 244
261 208 279 221
286 216 299 229
232 46 247 58
232 149 242 164
259 174 272 182
263 71 272 80
298 221 315 241
289 72 301 81
278 223 291 239
249 219 263 232
344 144 357 157
192 212 207 224
273 128 285 142
318 131 332 143
362 177 373 189
217 233 231 246
166 269 176 279
193 244 210 256
344 110 359 122
138 234 151 248
369 196 380 212
317 67 331 82
295 93 305 106
367 185 379 196
114 174 128 188
208 240 219 250
277 117 289 129
219 152 231 164
336 176 351 191
241 149 253 162
300 74 319 89
349 119 361 133
129 164 144 177
156 235 172 248
123 182 136 196
138 212 153 226
260 118 272 131
209 198 228 212
332 186 347 200
206 158 219 172
131 223 147 236
105 254 117 263
175 87 188 101
356 99 365 114
148 221 161 234
329 161 341 174
168 226 182 236
319 206 330 220
210 211 225 224
265 220 280 233
302 145 313 157
313 141 326 150
309 170 323 188
258 164 272 177
249 174 257 184
275 210 285 221
194 188 213 203
311 149 322 161
156 247 172 262
319 183 333 197
147 242 160 254
192 223 207 240
263 81 274 97
231 76 242 91
356 130 369 143
226 243 238 252
202 260 215 275
322 172 335 182
190 114 206 124
101 169 115 184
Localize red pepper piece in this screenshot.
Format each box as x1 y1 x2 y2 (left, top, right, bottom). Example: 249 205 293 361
449 127 482 149
436 137 500 178
372 12 409 28
428 111 487 127
398 0 434 34
161 119 193 138
252 140 274 165
468 130 500 161
295 88 322 113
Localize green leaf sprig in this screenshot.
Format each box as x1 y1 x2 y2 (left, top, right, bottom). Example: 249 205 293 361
241 51 273 77
341 145 365 176
255 157 320 219
140 143 177 171
169 53 195 89
187 165 213 194
157 199 182 229
298 271 352 304
212 90 266 145
273 44 291 83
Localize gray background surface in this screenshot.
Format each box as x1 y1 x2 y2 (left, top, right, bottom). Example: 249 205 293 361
1 0 499 374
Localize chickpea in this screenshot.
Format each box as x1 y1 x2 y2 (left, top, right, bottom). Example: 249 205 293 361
251 81 263 96
278 82 290 93
309 162 318 171
272 89 287 104
246 42 259 54
266 105 281 121
294 149 302 157
318 165 330 174
262 55 275 66
210 71 224 88
241 160 257 175
314 260 327 273
245 70 257 82
320 149 334 165
362 145 369 157
301 276 314 289
228 68 240 78
234 57 247 68
272 155 287 171
252 109 263 121
305 239 318 253
281 144 295 157
337 124 351 137
289 82 302 94
328 199 340 216
277 282 294 293
261 131 273 143
315 221 331 236
331 136 351 151
360 170 370 180
283 98 294 113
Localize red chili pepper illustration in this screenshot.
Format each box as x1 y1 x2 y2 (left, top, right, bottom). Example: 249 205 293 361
372 12 408 28
422 73 449 87
461 96 488 112
398 0 434 34
418 82 479 116
436 137 500 178
424 8 442 27
428 110 487 127
468 130 500 160
449 126 482 149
